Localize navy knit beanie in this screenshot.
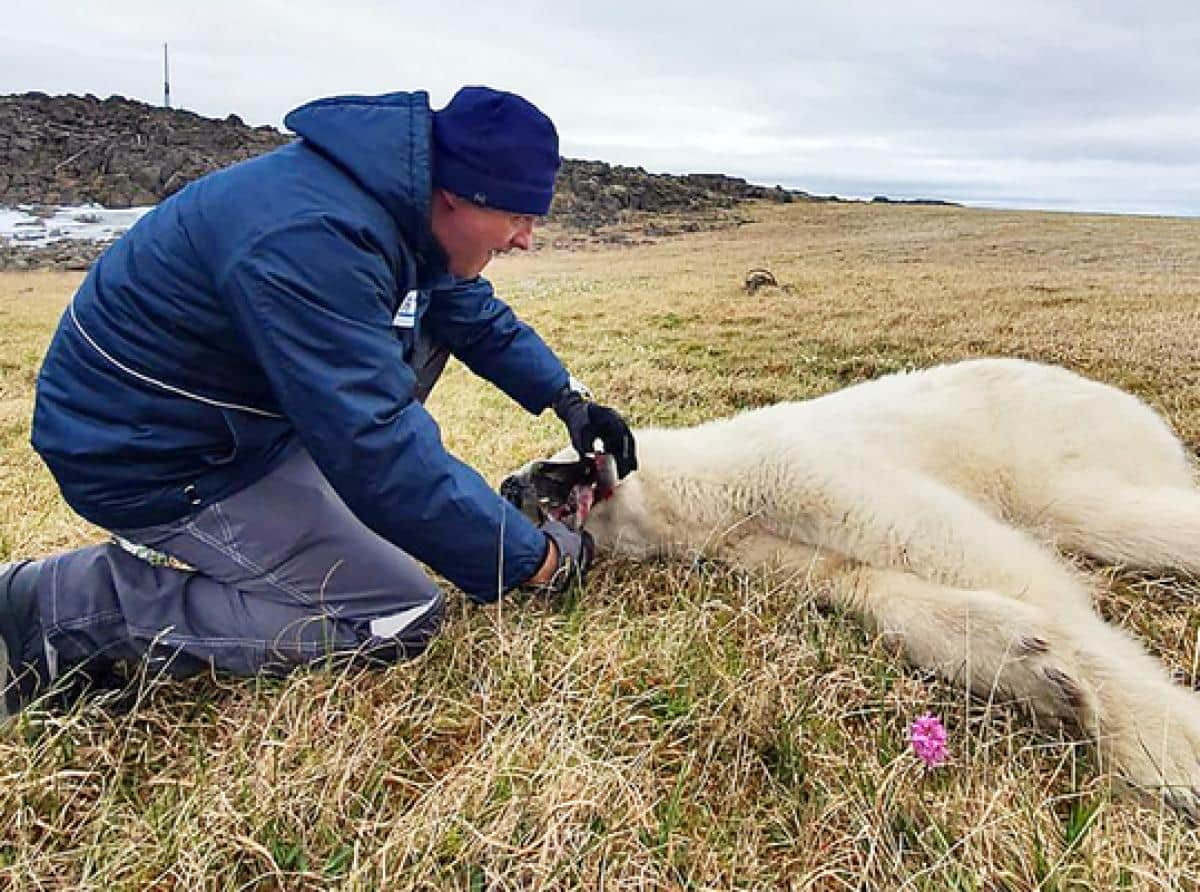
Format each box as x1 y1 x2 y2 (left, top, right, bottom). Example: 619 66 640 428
432 86 561 216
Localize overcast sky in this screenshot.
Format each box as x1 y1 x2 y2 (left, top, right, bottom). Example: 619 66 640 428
5 1 1199 216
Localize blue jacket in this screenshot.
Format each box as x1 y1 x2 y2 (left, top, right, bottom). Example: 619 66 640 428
31 91 569 602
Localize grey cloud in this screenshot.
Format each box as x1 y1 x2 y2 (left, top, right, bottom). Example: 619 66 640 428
2 0 1198 215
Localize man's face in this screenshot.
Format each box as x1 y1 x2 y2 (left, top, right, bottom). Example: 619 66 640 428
430 190 537 278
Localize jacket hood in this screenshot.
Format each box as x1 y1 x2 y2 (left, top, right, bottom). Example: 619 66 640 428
284 91 440 262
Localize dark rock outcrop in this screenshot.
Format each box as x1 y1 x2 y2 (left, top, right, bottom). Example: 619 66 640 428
0 92 287 210
0 91 817 269
870 195 959 207
551 161 811 230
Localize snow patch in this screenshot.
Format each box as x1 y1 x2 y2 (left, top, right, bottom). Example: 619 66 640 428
0 204 153 247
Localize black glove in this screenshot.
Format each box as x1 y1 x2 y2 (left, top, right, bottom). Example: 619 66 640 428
552 386 638 478
532 518 595 595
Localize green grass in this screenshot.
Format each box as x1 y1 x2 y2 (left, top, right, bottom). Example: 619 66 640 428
3 202 1200 887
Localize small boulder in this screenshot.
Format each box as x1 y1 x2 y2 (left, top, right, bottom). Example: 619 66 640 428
744 268 778 294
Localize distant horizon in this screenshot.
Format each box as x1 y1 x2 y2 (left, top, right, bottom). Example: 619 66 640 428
4 88 1197 222
2 193 1197 235
6 3 1198 229
2 88 1198 222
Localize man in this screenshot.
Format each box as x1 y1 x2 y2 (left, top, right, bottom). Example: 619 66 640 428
0 86 637 716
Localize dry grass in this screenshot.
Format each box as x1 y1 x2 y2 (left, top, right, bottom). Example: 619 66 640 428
3 202 1200 888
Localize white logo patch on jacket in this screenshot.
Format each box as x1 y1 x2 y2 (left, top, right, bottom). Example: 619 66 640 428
393 290 419 329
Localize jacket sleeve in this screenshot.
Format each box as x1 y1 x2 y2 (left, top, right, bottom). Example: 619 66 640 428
422 276 570 414
219 214 547 602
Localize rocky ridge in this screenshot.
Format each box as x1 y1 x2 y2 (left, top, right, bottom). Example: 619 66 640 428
0 92 820 270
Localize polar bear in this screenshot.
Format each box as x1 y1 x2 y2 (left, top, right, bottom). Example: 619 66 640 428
504 358 1200 815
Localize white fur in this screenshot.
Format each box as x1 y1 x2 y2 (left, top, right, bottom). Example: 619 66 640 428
584 358 1200 813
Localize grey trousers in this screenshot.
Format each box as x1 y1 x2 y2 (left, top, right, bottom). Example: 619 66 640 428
35 339 452 678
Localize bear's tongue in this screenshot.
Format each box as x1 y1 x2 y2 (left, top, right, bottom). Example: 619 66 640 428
550 483 595 529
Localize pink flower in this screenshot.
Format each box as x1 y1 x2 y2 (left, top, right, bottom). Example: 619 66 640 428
909 712 948 768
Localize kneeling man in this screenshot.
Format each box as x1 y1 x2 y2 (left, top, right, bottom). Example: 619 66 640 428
1 85 636 715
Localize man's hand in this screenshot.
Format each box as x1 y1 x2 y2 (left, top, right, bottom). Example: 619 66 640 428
525 518 595 594
552 386 638 478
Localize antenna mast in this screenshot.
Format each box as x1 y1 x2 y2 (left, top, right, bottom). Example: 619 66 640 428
163 43 171 108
